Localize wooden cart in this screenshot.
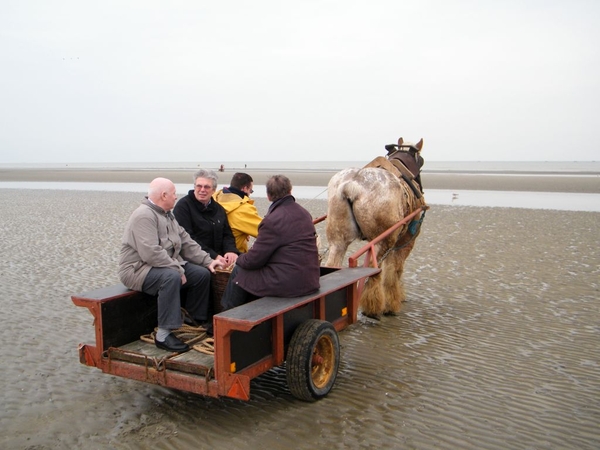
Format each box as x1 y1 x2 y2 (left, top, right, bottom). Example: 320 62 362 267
72 208 424 401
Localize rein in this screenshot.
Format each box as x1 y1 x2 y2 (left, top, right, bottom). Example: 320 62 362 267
300 187 329 210
378 208 427 265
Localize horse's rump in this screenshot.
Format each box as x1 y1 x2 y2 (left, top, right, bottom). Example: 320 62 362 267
325 167 417 268
330 167 414 235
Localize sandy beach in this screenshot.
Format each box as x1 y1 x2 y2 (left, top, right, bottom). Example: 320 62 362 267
1 172 599 449
0 167 599 193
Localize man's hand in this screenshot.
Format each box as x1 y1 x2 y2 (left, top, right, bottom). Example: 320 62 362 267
181 274 187 285
223 252 238 267
215 255 228 266
208 259 224 274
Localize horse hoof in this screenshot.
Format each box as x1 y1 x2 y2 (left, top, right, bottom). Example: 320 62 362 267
363 312 381 321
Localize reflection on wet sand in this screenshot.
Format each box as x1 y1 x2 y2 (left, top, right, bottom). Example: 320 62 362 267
1 181 599 212
1 190 599 449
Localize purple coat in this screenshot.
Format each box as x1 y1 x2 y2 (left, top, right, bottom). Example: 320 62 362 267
234 195 320 297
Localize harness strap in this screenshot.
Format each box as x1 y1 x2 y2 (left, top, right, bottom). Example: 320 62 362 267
389 159 422 199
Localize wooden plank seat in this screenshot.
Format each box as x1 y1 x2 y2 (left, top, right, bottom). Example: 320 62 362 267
212 267 381 383
215 267 381 330
72 267 379 351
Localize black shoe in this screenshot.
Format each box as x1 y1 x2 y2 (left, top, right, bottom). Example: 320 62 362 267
155 333 190 353
201 321 214 337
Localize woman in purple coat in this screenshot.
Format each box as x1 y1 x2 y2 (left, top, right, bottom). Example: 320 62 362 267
220 175 320 310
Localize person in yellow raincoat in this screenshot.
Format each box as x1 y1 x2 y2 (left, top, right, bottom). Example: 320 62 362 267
214 172 263 253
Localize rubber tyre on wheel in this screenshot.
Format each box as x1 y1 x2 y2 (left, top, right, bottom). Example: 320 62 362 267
286 319 340 402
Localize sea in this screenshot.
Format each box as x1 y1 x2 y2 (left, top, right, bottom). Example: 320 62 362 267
2 160 598 172
1 161 599 212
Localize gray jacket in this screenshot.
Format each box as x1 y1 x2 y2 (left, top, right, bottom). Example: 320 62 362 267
118 198 214 291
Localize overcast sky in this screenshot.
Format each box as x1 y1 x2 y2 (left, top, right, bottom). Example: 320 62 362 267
1 1 598 163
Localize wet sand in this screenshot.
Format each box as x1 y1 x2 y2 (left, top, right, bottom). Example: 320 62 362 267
1 178 599 449
0 167 599 193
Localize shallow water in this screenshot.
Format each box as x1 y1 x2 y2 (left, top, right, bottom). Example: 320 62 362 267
1 191 599 449
0 182 599 211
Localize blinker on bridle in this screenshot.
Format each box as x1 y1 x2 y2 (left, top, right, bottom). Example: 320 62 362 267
385 144 420 157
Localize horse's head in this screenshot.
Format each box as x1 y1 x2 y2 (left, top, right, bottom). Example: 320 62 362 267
386 137 424 156
385 136 425 181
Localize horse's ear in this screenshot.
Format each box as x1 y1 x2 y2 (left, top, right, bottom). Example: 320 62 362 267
397 137 404 146
415 138 424 152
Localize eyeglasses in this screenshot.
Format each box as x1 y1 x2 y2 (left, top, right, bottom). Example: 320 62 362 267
248 189 254 194
194 184 213 190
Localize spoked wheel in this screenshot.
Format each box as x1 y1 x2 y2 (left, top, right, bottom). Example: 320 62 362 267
286 319 340 402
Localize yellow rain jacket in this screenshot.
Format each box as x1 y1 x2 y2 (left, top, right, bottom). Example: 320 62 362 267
214 189 262 253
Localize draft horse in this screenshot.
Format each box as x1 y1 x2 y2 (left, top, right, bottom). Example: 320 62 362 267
324 137 426 318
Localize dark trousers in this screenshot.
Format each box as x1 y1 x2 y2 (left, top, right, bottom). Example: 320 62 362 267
220 265 259 311
142 263 211 330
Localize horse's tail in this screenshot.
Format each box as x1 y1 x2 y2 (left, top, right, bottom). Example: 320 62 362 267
324 169 364 266
341 181 367 239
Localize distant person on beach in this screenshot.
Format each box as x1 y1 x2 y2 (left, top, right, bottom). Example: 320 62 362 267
118 177 224 353
214 172 263 253
220 175 320 311
174 169 239 267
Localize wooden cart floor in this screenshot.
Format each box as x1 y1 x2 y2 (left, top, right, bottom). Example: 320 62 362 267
107 339 215 378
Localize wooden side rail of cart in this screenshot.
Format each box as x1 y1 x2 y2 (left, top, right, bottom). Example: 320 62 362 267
72 285 157 364
211 266 380 400
72 266 380 401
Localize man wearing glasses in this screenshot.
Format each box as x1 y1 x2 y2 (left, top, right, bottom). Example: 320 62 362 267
174 169 239 268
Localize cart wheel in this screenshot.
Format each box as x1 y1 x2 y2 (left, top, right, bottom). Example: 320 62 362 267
286 319 340 402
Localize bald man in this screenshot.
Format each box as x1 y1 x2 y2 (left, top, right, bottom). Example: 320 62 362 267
119 178 224 353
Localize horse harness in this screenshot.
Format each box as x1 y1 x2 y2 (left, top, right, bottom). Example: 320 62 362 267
384 143 424 198
358 144 428 264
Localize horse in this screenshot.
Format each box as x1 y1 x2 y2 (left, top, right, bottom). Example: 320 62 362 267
324 137 426 318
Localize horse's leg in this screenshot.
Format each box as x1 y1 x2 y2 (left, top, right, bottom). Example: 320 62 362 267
359 238 395 319
361 239 411 317
382 251 405 315
363 235 408 318
383 238 416 315
359 274 386 319
325 194 360 267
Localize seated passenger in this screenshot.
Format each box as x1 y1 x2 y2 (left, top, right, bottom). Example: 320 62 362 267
214 172 263 253
220 175 320 311
174 169 239 268
118 177 223 353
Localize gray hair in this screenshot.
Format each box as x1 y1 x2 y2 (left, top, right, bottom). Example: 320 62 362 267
193 169 219 189
266 174 292 201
